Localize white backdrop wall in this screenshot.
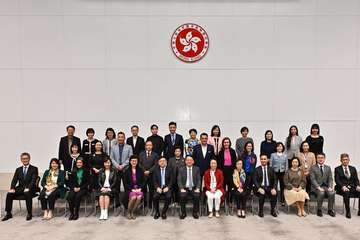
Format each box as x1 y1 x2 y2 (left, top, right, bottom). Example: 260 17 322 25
0 0 360 172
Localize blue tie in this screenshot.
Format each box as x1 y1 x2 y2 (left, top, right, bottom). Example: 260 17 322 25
161 168 165 188
171 134 175 145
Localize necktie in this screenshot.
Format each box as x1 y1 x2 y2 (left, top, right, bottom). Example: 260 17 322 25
23 166 27 177
147 151 150 158
320 166 324 176
264 167 268 187
171 134 175 145
161 168 165 188
188 168 193 189
345 167 350 179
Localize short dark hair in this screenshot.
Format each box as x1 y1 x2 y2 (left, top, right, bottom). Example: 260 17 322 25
189 128 197 135
200 132 208 138
221 137 232 150
310 123 320 134
20 152 31 158
117 131 125 136
340 153 349 159
158 156 167 162
276 142 285 153
66 125 75 131
70 144 79 154
150 124 158 130
169 121 177 127
299 141 309 153
103 156 112 166
291 157 301 167
86 128 95 135
259 154 268 159
264 130 274 141
174 146 182 151
316 152 326 158
105 127 116 139
240 127 249 133
49 158 60 169
131 125 139 130
129 154 139 163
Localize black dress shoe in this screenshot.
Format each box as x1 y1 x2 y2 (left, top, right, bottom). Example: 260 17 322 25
346 212 351 219
69 214 74 220
154 212 160 219
26 214 32 221
73 214 79 220
180 213 186 219
328 210 336 217
271 211 278 217
161 213 167 219
193 212 199 219
357 211 360 216
1 214 12 221
317 210 323 217
258 211 264 218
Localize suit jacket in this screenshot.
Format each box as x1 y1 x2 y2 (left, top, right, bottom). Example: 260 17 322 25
253 165 277 191
123 166 145 191
334 165 359 192
41 169 65 198
98 168 118 191
217 148 237 170
168 157 185 177
58 136 81 171
207 136 223 156
68 167 90 191
146 134 165 156
203 169 225 201
126 136 145 155
192 144 215 176
164 133 184 158
10 165 39 193
177 165 201 190
139 150 159 173
102 138 117 156
152 165 173 190
310 164 333 192
110 143 133 169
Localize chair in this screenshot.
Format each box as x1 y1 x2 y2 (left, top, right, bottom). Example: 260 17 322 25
93 194 117 217
177 192 202 217
336 192 358 215
308 192 330 214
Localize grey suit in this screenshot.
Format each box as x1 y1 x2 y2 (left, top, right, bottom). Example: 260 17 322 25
110 143 133 169
102 138 117 156
177 165 201 214
310 164 335 211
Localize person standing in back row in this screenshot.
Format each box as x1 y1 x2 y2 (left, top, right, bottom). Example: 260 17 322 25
208 125 223 158
164 122 184 159
147 124 165 156
127 125 145 155
306 124 324 156
235 127 254 157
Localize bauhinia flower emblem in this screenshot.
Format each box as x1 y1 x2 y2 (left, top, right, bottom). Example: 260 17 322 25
179 31 201 53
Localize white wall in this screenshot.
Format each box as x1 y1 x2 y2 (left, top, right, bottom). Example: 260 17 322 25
0 0 360 172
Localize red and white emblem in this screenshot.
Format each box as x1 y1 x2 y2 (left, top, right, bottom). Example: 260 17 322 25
171 23 209 63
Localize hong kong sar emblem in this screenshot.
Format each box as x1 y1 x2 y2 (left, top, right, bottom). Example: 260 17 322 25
171 23 209 63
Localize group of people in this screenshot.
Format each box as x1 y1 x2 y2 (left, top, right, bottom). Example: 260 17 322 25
2 122 360 222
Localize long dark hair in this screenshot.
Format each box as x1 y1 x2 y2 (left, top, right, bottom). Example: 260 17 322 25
286 125 299 149
242 141 254 158
221 137 232 151
310 123 320 135
105 127 116 140
210 125 221 137
48 158 60 169
264 130 274 141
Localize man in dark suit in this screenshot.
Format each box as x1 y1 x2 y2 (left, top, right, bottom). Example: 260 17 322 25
253 154 278 217
178 156 201 219
192 132 215 177
310 152 336 217
335 153 360 218
164 121 184 159
126 125 145 155
147 124 165 156
152 156 173 219
139 140 159 209
2 152 39 221
58 125 82 172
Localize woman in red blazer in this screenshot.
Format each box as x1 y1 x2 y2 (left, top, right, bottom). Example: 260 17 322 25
203 159 225 218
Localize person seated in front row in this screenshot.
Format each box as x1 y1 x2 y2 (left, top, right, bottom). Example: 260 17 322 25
232 159 250 218
253 154 278 218
39 158 65 220
123 155 145 220
2 152 39 221
178 156 201 219
152 156 173 219
97 156 118 220
283 157 309 217
310 152 336 217
203 159 225 218
335 153 360 218
67 157 90 220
